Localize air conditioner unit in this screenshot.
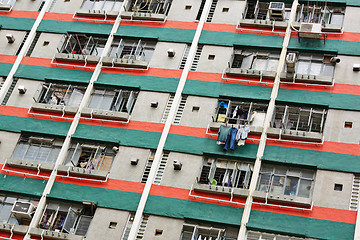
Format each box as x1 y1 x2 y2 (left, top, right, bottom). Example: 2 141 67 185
11 201 34 220
269 2 285 21
286 53 297 73
299 23 322 39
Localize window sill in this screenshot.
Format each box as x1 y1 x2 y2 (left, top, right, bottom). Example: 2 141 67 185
102 56 149 69
292 22 342 33
209 121 263 134
75 9 119 18
225 68 276 79
0 223 28 234
239 19 288 30
54 53 100 64
267 127 323 142
120 11 166 21
29 227 83 240
82 107 130 121
6 158 55 172
58 165 109 180
193 182 249 198
281 73 333 85
31 103 78 115
253 191 312 207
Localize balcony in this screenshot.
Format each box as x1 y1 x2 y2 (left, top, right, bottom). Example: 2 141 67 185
121 0 172 22
75 0 124 20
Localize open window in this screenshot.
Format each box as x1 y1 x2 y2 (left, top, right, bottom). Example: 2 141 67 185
246 230 318 240
39 201 95 237
121 0 173 22
30 82 86 115
209 98 268 134
59 142 116 179
82 87 139 122
255 163 315 206
103 38 156 69
54 34 107 65
180 223 237 240
75 0 124 19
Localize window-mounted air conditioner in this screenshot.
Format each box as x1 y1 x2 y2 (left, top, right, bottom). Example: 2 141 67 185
286 53 296 73
11 201 34 220
299 23 322 38
269 2 285 21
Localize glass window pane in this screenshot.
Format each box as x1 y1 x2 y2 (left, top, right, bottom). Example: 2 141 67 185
284 176 299 196
113 0 123 11
309 62 322 75
322 64 334 77
270 176 285 195
68 89 84 106
298 179 312 198
81 0 94 10
102 0 114 11
93 0 104 10
48 147 61 163
36 146 51 162
267 59 278 71
88 95 102 109
0 204 12 223
257 173 271 192
98 95 113 110
12 142 28 160
296 61 309 74
330 13 344 26
24 145 39 161
253 58 267 71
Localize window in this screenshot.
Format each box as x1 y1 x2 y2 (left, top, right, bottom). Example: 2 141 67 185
230 49 280 72
0 194 37 225
108 39 156 62
80 0 123 12
246 230 318 240
213 99 268 125
58 34 106 56
344 121 353 128
334 183 343 191
12 136 62 163
256 164 315 198
125 0 172 15
39 201 95 236
295 3 345 26
88 88 138 114
180 223 237 240
33 83 85 107
271 105 327 133
64 142 115 172
293 53 335 77
243 1 291 22
199 158 253 189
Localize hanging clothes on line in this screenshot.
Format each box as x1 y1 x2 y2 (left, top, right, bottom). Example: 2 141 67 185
217 124 231 145
223 127 237 151
236 124 250 146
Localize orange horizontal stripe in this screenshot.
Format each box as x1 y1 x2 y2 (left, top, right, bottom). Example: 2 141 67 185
0 54 17 64
0 10 38 19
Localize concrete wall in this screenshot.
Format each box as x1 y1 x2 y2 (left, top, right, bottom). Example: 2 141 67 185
142 215 184 240
167 0 202 22
13 0 43 11
196 45 232 73
160 152 202 189
323 110 360 144
343 7 360 33
51 0 83 14
312 170 352 210
150 42 187 70
180 96 217 128
334 55 360 85
131 91 170 123
7 79 40 108
0 131 20 164
30 33 63 59
210 0 246 25
110 146 151 182
86 208 130 240
0 30 27 55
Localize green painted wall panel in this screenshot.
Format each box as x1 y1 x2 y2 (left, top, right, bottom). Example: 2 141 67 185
0 115 70 136
248 210 355 240
73 124 161 149
0 62 12 77
0 16 35 31
116 25 195 43
183 80 272 100
38 20 112 35
97 72 179 93
0 174 46 197
49 182 141 212
15 65 92 83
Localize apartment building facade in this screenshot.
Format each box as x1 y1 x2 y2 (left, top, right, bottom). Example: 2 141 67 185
0 0 359 239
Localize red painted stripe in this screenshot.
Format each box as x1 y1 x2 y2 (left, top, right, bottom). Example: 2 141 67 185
0 54 17 64
187 71 360 96
0 10 38 19
1 105 359 157
0 231 24 239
